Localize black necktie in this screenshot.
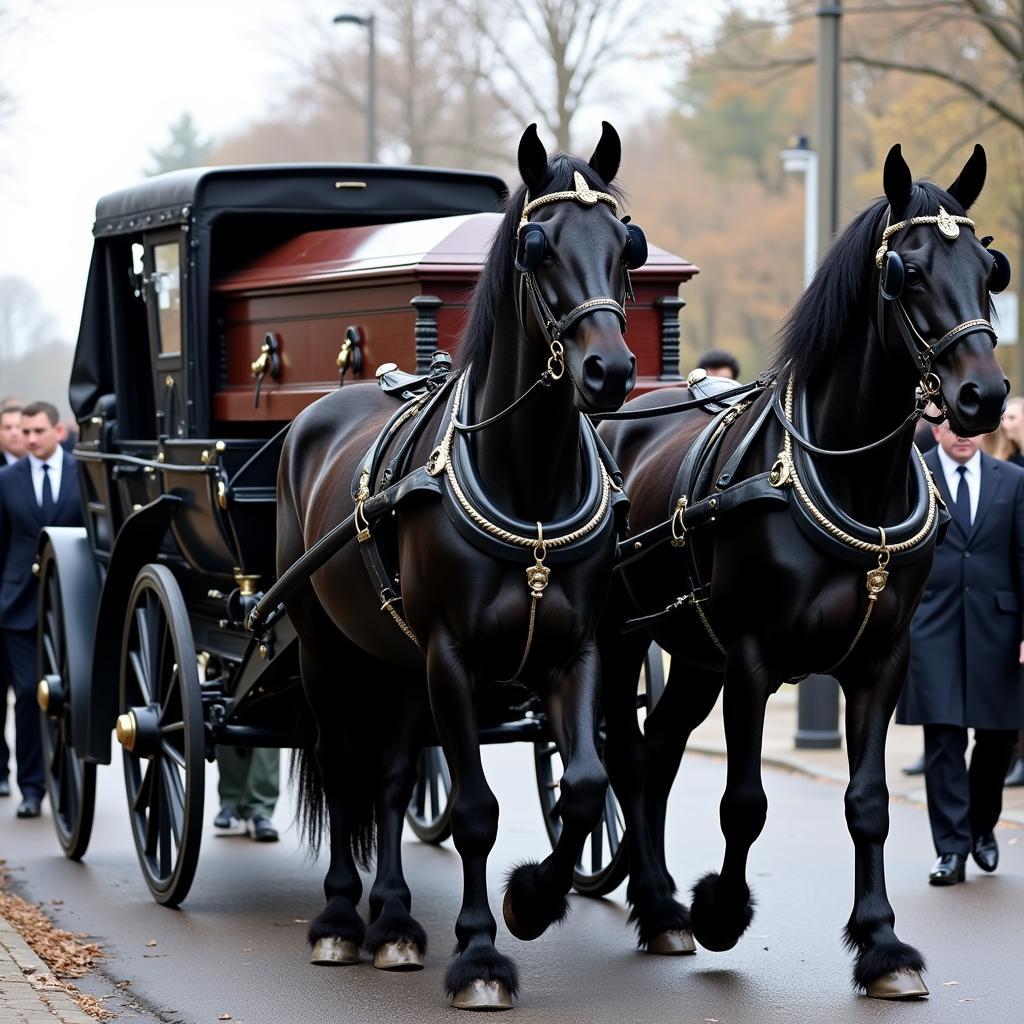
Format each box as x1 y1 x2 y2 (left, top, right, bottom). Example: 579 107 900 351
41 463 55 519
954 465 971 534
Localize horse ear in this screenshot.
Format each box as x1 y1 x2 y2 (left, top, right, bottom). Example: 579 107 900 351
518 124 549 198
588 121 621 185
947 143 986 211
883 144 913 218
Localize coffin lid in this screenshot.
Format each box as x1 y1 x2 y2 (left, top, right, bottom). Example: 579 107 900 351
214 213 699 293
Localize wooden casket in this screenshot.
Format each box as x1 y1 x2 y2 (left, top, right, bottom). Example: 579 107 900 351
211 213 699 424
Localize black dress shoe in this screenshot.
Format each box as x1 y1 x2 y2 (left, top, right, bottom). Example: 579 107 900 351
0 778 10 797
249 814 279 843
1005 758 1024 787
929 853 966 886
16 798 41 818
213 804 238 829
902 754 926 776
972 833 998 873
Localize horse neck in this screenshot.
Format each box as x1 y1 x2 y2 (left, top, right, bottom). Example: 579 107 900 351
805 313 918 524
472 294 583 521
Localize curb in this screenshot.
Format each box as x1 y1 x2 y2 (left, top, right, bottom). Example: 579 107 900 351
688 743 1024 828
0 913 96 1024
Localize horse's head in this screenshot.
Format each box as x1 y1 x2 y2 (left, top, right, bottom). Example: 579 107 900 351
878 144 1009 435
514 123 639 412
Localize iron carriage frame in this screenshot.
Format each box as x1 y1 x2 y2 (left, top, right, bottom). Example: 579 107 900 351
39 163 677 907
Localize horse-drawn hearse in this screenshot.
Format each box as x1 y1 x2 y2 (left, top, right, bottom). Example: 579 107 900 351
41 124 1011 1009
38 158 696 910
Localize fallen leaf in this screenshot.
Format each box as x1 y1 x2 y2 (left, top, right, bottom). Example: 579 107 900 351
942 980 960 986
292 918 308 924
115 980 131 989
958 998 973 1003
241 947 253 952
218 1015 232 1020
145 940 157 947
51 899 63 906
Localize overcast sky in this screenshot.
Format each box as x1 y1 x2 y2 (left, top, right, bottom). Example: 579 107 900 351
0 0 687 346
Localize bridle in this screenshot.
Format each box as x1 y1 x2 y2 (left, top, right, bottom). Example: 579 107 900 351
515 170 637 365
875 204 997 401
778 203 1003 459
454 171 642 434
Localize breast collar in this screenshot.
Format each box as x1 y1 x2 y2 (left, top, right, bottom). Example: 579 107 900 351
430 372 627 567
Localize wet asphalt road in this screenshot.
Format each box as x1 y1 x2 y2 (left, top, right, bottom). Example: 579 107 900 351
1 743 1023 1024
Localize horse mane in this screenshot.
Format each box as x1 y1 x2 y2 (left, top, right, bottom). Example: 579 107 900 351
455 155 624 394
773 180 970 381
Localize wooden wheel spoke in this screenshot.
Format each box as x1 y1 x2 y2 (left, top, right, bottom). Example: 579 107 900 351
603 790 621 855
413 766 428 817
161 738 186 769
133 760 154 816
160 756 185 847
144 769 160 858
42 627 59 676
129 650 152 704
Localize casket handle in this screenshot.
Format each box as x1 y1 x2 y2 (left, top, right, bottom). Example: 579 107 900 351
251 332 281 408
337 326 364 386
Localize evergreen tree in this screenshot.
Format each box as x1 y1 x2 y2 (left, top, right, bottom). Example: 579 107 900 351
145 112 212 176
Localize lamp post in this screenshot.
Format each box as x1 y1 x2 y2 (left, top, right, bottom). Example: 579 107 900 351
780 135 818 289
333 12 377 163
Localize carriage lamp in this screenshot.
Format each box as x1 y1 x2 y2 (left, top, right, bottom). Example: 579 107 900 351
780 136 818 290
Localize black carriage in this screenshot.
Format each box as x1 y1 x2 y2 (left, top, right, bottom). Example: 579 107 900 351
39 164 690 906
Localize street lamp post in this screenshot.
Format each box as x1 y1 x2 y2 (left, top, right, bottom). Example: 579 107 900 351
333 12 377 163
780 135 819 289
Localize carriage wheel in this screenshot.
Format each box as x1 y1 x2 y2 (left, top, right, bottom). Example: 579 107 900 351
535 642 666 897
405 746 452 844
37 550 96 860
118 564 204 907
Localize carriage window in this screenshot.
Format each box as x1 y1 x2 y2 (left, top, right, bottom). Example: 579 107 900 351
152 242 182 355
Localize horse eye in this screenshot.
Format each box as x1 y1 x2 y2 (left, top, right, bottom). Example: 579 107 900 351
905 265 921 285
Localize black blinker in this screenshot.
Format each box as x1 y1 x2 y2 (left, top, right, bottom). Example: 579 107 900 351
990 249 1011 294
880 250 904 301
624 223 648 270
515 224 547 273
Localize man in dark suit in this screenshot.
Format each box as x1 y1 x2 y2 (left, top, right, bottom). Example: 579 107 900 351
0 402 26 799
0 401 83 818
897 421 1024 885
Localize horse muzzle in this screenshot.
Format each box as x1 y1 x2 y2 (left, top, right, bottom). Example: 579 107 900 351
569 317 637 412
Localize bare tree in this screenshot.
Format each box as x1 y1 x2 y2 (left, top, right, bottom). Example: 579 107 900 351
0 275 62 361
684 0 1024 380
460 0 653 151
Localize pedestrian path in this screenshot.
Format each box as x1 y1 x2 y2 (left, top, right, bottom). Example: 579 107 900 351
687 682 1024 827
0 913 95 1024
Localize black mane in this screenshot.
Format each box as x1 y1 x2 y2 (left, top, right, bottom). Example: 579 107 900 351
774 180 968 381
455 155 624 393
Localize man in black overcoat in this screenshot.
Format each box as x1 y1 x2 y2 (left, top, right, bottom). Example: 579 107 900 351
0 401 83 818
897 421 1024 885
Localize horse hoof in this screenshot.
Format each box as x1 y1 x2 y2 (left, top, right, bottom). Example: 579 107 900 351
866 969 929 1000
648 930 697 955
451 979 513 1011
373 940 424 971
502 890 543 941
310 937 359 965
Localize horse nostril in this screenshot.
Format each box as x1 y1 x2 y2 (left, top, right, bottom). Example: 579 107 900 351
956 380 982 418
582 353 607 391
1004 377 1011 397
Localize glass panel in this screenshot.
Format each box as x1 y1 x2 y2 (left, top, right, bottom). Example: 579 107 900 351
152 242 182 355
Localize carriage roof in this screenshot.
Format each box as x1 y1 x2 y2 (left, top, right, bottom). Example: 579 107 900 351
91 164 509 237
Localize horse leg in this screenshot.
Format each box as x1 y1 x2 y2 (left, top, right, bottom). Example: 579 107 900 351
689 636 769 952
298 645 369 966
365 683 430 971
427 631 516 1010
838 643 928 999
503 642 608 941
629 662 723 954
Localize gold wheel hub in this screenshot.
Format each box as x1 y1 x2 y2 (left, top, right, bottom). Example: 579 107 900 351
115 712 137 752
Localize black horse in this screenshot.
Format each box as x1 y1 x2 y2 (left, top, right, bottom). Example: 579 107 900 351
598 144 1009 998
278 124 641 1009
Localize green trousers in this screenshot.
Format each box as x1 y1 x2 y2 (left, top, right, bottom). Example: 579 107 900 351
216 746 279 819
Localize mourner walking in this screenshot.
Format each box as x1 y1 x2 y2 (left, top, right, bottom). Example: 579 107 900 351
0 402 26 799
896 421 1024 885
0 401 84 817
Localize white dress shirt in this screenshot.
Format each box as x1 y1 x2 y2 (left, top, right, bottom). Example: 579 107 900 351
28 447 64 508
936 445 981 524
2 451 18 466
